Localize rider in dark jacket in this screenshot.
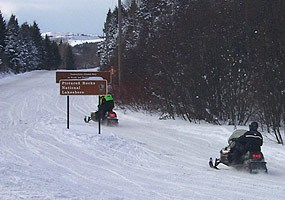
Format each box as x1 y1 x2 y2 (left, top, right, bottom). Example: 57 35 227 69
237 122 263 153
229 122 263 164
99 94 114 119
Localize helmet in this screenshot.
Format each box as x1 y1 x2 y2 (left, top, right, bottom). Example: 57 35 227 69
105 94 113 101
249 122 258 131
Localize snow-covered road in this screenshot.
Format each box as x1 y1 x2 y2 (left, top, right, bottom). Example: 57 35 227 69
0 71 284 200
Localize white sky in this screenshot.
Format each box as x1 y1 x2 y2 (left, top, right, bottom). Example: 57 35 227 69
0 0 118 35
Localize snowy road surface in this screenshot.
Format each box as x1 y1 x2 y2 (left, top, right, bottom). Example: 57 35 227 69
0 71 285 200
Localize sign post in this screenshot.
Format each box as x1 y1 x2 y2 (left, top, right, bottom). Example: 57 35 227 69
56 71 110 133
98 96 101 134
59 79 107 131
67 96 70 129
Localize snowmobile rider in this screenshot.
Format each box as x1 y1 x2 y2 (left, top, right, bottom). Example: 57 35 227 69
237 122 263 152
98 94 115 119
229 122 263 164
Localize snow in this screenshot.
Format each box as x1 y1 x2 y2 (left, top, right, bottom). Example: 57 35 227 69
68 39 104 47
0 70 285 200
41 32 104 46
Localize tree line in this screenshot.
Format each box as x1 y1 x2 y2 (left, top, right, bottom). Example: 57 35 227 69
0 12 76 74
99 0 285 144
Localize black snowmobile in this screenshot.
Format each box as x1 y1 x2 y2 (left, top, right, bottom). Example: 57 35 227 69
209 129 267 173
84 110 119 126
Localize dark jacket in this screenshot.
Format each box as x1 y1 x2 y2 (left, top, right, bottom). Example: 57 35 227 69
236 130 263 152
102 100 114 111
98 95 114 119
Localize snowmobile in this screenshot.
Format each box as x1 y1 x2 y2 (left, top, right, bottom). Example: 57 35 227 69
209 129 267 173
84 110 119 126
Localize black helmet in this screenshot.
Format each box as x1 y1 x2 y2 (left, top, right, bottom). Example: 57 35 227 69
249 122 258 131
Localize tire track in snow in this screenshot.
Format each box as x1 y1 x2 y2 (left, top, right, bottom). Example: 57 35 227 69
23 123 180 199
23 132 157 196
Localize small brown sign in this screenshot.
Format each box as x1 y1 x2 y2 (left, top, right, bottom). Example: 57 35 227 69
56 71 110 83
60 79 107 95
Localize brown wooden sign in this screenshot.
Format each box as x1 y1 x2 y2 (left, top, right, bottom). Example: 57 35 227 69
56 71 110 83
60 79 107 95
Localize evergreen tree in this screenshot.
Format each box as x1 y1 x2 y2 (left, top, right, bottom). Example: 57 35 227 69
50 41 61 70
4 15 21 73
65 44 75 70
30 22 45 69
98 9 118 69
42 34 52 70
100 0 285 142
0 11 5 48
0 11 7 72
1 13 61 73
124 0 139 50
19 22 40 71
42 35 61 70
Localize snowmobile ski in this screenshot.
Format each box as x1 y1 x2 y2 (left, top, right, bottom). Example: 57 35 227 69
209 157 220 170
84 116 91 123
84 111 119 126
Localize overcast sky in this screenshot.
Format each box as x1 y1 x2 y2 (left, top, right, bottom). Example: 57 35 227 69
0 0 118 35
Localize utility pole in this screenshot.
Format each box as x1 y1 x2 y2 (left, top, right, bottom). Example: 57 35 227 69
118 0 122 88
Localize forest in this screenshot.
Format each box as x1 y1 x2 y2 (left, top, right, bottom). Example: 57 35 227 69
0 12 76 73
99 0 285 144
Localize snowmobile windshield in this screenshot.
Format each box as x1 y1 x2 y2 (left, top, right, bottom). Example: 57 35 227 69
228 129 247 144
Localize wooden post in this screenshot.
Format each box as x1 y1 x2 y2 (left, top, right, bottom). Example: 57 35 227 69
98 95 101 134
67 96 70 129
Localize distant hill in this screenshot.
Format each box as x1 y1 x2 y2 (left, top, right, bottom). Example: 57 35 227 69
41 32 103 69
41 32 104 46
72 42 101 69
